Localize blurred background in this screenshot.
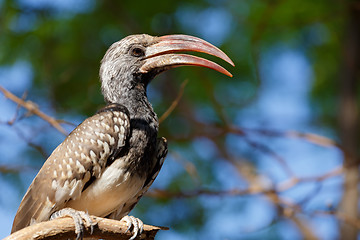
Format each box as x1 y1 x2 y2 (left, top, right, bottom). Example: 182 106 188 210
0 0 359 239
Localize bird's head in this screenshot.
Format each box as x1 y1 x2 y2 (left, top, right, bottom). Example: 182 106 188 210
100 34 234 104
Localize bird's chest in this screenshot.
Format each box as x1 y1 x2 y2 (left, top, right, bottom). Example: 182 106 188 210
65 154 145 217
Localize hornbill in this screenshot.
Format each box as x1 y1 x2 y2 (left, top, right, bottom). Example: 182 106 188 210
11 34 234 239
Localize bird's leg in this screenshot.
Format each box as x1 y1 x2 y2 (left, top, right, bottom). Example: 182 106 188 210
50 208 95 240
121 215 144 240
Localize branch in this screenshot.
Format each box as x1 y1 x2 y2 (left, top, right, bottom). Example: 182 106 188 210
159 79 188 124
147 166 343 199
0 86 67 135
4 216 168 240
315 210 360 230
230 127 341 149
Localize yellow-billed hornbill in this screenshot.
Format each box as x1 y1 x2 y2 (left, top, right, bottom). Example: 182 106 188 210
11 34 234 239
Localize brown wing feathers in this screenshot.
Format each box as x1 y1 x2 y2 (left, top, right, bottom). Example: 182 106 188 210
11 104 130 233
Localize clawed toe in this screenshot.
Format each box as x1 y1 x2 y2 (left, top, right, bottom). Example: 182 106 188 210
50 208 95 240
121 215 144 240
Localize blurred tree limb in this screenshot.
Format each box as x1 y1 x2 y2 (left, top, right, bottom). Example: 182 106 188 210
0 86 67 135
159 79 188 124
338 2 360 239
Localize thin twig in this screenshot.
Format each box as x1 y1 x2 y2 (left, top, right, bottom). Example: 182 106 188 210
314 210 360 229
12 126 49 159
159 79 188 124
0 86 67 135
170 152 200 185
240 127 341 148
147 166 342 199
242 137 296 178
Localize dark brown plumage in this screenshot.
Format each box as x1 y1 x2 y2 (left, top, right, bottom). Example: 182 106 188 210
11 34 234 239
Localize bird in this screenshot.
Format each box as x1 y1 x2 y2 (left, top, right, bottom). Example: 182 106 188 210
11 34 234 239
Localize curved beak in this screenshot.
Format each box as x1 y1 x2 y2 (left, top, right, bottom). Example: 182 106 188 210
140 34 234 77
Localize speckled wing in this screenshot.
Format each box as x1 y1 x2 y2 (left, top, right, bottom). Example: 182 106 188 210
11 103 130 233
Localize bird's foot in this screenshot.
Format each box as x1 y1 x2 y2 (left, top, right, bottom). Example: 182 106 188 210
121 215 144 240
50 208 95 240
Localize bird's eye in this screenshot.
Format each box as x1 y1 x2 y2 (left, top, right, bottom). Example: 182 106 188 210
130 46 145 57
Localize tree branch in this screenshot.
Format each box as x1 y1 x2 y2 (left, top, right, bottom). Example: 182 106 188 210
147 165 342 199
338 3 360 239
159 79 188 124
0 86 68 135
4 216 168 240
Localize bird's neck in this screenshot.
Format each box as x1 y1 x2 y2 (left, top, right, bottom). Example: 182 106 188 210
111 89 159 131
125 93 156 121
101 74 158 129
